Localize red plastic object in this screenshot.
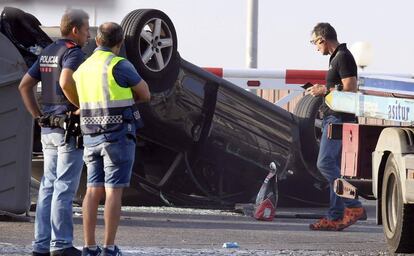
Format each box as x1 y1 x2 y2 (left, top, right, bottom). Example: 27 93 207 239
254 198 276 221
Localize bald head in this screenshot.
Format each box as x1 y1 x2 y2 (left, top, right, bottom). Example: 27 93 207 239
96 22 124 48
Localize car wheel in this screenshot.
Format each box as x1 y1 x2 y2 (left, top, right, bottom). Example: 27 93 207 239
381 154 414 253
121 9 178 79
293 94 325 181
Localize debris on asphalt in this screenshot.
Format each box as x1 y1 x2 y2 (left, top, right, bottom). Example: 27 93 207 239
222 242 240 248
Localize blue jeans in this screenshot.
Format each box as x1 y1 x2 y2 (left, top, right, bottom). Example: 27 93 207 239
317 115 362 220
33 132 83 253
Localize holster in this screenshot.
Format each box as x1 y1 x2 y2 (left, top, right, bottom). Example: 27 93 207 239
64 112 83 149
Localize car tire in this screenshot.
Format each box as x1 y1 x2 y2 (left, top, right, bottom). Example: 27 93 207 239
381 154 414 253
293 94 325 181
143 55 180 93
121 9 178 80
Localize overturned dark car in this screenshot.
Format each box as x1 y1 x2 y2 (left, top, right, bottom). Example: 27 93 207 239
0 7 328 208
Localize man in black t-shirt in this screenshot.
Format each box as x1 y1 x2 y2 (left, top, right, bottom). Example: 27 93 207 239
306 22 366 231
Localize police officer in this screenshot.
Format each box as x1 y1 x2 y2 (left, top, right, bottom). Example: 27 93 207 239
19 9 90 256
70 22 150 256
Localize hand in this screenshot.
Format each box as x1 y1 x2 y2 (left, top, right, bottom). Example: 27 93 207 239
306 84 327 97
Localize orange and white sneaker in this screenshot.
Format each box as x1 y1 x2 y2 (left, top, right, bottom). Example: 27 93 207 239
309 218 343 231
338 207 367 231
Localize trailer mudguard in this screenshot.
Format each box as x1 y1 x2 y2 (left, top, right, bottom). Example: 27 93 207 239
372 127 414 203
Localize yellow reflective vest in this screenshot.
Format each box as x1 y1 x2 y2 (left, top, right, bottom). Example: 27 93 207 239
74 49 138 134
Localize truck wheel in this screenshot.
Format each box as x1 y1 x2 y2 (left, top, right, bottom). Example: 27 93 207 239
293 94 325 181
381 154 414 253
121 9 178 79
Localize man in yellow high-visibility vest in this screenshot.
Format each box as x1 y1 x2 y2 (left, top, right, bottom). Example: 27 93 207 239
70 22 150 256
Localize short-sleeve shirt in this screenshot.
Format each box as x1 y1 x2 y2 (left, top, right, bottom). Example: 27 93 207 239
28 39 85 134
83 47 143 146
320 43 357 121
28 39 85 116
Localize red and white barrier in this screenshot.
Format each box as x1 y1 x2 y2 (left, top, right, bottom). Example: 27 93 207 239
203 67 414 107
204 68 326 90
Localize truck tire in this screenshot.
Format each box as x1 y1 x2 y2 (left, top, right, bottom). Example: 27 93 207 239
121 9 178 79
381 154 414 253
293 94 325 181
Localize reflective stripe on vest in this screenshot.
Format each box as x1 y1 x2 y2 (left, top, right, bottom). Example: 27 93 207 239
74 50 135 134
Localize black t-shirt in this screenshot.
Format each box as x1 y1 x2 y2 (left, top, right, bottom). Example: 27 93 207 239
320 43 357 121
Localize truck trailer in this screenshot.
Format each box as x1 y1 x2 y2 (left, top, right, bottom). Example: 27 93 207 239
327 76 414 253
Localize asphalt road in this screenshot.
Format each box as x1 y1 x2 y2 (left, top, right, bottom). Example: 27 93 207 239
0 199 402 256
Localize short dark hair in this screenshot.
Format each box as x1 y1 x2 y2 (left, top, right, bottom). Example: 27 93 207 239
96 22 124 48
311 22 337 41
60 9 89 36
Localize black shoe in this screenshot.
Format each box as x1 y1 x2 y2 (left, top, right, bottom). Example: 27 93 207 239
50 247 81 256
82 246 102 256
102 246 122 256
32 252 50 256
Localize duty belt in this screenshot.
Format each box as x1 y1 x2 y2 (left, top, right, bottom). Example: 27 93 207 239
36 112 83 149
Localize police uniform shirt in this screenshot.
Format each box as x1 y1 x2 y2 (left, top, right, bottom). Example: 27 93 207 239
28 39 85 133
28 39 85 115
